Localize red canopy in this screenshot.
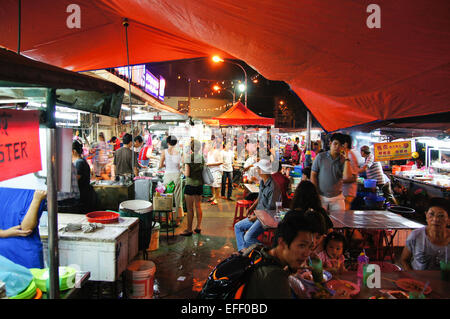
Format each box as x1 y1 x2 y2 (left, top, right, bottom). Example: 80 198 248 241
0 1 448 131
212 101 274 126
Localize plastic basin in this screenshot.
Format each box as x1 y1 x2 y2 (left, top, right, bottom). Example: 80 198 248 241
86 211 119 224
364 179 377 188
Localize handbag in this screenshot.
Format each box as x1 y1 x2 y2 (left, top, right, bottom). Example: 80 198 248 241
202 165 214 185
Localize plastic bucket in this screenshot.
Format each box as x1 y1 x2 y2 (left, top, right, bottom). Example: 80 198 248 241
148 222 160 251
364 179 377 188
364 196 385 209
126 260 156 299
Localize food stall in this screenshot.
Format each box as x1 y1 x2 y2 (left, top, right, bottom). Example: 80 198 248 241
0 48 125 299
391 137 450 200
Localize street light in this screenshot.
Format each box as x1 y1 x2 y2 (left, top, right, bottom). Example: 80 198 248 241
212 84 236 103
212 55 248 106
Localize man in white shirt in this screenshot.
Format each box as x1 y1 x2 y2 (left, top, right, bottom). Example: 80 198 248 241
342 134 358 210
221 143 234 200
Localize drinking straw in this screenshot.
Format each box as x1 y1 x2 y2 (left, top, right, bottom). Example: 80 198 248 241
421 281 429 296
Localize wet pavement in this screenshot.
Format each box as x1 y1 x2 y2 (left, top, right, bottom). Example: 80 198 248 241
144 192 243 299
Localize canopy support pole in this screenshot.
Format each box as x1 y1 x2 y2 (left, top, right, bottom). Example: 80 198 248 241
305 111 312 167
46 88 60 299
17 0 21 54
123 18 134 175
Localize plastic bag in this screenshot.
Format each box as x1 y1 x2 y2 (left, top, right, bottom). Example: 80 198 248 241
165 181 175 194
0 255 34 297
155 182 165 194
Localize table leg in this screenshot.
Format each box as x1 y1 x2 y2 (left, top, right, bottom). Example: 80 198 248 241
382 230 398 262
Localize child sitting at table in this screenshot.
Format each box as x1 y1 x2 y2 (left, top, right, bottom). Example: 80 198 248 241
318 232 347 274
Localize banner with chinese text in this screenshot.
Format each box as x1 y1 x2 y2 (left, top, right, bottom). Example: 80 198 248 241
374 141 412 162
0 109 41 182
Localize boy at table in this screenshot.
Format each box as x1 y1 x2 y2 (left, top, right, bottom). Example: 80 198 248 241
240 210 323 298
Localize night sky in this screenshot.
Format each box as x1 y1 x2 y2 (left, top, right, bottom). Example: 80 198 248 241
146 58 321 129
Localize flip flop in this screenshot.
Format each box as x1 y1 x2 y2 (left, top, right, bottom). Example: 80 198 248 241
211 201 218 206
180 230 193 236
194 228 201 234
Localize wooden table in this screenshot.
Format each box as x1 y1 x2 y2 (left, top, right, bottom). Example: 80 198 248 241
334 270 449 299
244 183 260 194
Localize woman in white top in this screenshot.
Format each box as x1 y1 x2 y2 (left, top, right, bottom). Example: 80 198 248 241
206 139 223 205
159 135 184 222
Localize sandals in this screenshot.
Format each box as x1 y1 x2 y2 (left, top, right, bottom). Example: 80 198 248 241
194 228 201 234
210 201 218 206
180 230 193 236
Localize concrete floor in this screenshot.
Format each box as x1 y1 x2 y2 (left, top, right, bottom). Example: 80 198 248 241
144 192 242 299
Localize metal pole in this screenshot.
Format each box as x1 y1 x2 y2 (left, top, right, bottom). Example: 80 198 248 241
123 18 134 176
46 88 60 299
304 111 312 167
231 62 247 107
188 78 191 115
17 0 21 54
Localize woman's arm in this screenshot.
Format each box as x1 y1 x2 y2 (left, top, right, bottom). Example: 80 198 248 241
158 150 165 170
20 190 47 232
399 246 413 271
184 163 190 177
0 226 33 238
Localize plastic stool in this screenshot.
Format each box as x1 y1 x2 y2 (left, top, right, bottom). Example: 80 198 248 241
233 200 253 226
258 229 275 247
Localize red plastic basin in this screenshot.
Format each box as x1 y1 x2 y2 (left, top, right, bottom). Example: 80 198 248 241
86 211 119 224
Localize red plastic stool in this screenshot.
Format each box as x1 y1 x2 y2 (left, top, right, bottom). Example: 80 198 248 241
258 229 275 247
233 200 253 226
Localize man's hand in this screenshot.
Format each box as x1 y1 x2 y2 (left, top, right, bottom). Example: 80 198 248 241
0 225 33 238
247 214 257 222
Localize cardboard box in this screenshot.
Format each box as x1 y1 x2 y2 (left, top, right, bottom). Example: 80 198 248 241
153 194 173 211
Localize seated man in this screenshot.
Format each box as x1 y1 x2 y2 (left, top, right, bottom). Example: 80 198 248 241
234 159 281 251
400 198 449 270
240 210 324 299
0 189 47 268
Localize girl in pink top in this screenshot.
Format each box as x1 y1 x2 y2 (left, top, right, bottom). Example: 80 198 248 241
318 232 347 274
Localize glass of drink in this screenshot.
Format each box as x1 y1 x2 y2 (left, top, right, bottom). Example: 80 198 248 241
408 291 425 299
309 258 323 283
440 260 450 282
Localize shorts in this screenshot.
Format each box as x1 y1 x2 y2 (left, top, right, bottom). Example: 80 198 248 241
210 168 223 188
184 185 203 196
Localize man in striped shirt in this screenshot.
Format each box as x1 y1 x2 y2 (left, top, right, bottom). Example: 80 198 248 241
359 145 398 205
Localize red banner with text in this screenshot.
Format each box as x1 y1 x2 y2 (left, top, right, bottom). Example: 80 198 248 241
0 109 41 182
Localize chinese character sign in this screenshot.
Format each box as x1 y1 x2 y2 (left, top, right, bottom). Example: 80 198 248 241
0 109 41 182
373 141 412 162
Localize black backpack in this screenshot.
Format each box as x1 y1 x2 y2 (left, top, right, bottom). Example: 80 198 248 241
197 245 277 299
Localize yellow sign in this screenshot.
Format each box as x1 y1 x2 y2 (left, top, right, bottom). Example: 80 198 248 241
374 141 412 162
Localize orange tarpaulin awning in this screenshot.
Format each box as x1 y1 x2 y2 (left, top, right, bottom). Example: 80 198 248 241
0 1 448 131
212 102 274 126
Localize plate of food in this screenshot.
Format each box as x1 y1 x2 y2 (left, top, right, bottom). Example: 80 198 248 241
395 278 432 295
297 269 332 285
326 279 360 296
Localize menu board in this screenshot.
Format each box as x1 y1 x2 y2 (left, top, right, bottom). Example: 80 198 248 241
374 141 412 161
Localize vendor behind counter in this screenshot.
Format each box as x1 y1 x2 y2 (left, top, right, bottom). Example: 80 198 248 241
0 189 47 269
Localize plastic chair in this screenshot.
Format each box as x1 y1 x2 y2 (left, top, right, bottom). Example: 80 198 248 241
232 200 253 226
